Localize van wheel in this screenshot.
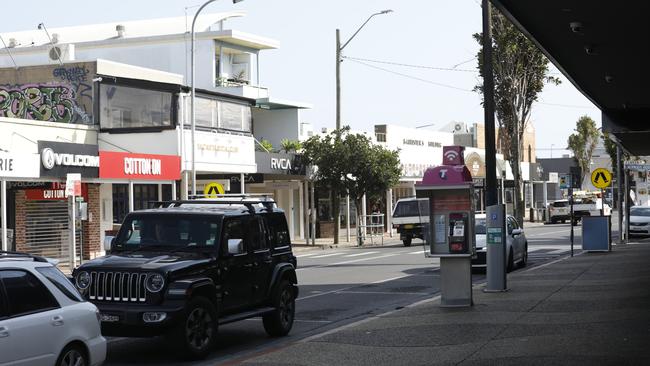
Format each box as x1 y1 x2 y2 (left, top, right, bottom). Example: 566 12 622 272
403 237 412 247
561 219 566 224
551 218 557 224
263 280 295 337
171 297 217 359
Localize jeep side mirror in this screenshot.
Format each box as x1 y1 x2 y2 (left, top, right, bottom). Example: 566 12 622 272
227 239 244 255
511 228 523 237
104 236 115 252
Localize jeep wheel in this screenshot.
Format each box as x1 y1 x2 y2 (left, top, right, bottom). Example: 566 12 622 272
263 280 295 337
403 237 412 247
174 297 217 359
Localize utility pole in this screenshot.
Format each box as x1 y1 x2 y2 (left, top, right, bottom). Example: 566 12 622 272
482 0 497 206
336 29 341 130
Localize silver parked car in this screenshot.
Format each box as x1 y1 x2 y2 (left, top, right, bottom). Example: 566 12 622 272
472 214 528 271
626 206 650 236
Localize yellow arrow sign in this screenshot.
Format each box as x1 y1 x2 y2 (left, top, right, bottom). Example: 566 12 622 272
203 182 225 198
591 168 612 189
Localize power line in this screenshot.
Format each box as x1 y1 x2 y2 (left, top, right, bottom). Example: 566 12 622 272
348 58 594 109
346 58 475 92
343 55 478 73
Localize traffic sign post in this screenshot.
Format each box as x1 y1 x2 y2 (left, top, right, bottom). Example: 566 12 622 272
591 168 612 217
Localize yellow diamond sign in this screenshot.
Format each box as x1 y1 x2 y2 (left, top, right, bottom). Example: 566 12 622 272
591 168 612 189
203 182 225 198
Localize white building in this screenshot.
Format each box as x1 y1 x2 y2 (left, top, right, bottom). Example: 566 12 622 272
0 13 313 244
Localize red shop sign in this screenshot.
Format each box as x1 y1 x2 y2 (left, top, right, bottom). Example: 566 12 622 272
25 182 89 201
99 151 181 180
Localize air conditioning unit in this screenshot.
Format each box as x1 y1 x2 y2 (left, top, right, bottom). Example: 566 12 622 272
453 122 467 133
48 44 75 63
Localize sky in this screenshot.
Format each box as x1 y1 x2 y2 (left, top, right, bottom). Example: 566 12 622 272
1 0 601 158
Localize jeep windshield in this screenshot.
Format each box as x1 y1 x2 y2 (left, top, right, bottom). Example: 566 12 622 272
113 214 221 252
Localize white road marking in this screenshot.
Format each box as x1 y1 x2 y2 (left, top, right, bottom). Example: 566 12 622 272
310 252 347 258
295 252 323 258
344 251 379 257
337 290 429 295
296 253 399 272
297 268 415 301
526 229 570 237
408 250 426 255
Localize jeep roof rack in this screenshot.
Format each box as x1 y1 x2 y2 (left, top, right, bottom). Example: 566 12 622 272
151 195 277 213
0 251 49 263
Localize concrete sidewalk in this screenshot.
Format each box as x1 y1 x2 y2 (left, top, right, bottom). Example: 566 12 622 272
243 243 650 365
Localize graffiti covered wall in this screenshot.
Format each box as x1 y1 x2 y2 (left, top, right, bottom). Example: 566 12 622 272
0 62 96 124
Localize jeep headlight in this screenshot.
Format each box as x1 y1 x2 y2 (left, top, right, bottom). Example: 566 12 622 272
145 273 165 293
75 271 91 290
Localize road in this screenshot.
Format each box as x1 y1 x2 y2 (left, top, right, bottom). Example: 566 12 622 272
104 221 597 365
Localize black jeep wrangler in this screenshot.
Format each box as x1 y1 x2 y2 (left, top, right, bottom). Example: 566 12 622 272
72 198 298 359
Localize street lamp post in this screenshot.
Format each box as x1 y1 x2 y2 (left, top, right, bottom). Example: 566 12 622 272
191 0 244 197
336 10 392 131
550 144 555 159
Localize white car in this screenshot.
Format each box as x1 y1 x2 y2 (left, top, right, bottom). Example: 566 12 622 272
627 206 650 236
0 252 106 366
472 214 528 271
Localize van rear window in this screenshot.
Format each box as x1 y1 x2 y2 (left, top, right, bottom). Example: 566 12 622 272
393 200 429 217
552 201 568 208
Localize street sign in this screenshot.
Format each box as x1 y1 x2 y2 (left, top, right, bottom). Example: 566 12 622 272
65 173 81 197
559 174 569 189
591 168 612 189
203 182 225 198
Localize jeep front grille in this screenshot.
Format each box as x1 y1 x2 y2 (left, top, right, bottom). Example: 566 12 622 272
88 272 147 302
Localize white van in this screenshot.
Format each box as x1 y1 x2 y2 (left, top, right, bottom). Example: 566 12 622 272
392 198 429 246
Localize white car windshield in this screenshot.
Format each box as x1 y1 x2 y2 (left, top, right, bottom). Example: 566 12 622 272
475 218 486 234
631 207 650 217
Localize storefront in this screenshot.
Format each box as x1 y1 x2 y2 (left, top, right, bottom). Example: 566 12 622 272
98 151 181 234
0 152 41 251
12 140 101 266
246 152 308 241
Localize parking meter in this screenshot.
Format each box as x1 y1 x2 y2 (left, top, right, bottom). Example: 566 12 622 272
416 146 475 307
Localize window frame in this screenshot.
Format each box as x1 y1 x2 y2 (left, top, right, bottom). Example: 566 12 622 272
36 266 85 303
247 216 269 253
265 213 291 250
96 77 179 134
221 216 248 257
0 269 60 318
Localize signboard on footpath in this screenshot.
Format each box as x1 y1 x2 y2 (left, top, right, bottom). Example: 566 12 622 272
0 153 40 178
99 151 181 180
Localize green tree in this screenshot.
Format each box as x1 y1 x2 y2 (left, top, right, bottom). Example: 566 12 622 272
256 139 274 152
302 127 401 243
280 139 302 153
567 115 600 187
473 4 560 225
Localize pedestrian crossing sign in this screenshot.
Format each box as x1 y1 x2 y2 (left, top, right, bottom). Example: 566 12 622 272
590 168 612 189
204 182 225 198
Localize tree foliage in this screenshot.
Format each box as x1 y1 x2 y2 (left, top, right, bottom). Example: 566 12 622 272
280 139 302 153
567 115 600 186
473 4 559 224
257 139 274 152
302 127 401 242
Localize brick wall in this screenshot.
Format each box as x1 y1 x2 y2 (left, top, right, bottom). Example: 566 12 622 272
82 184 101 259
14 190 25 252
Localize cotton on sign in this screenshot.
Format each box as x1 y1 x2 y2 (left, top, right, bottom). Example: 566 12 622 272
124 158 162 176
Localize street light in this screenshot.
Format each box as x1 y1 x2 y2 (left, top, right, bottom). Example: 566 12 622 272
191 0 245 197
550 143 555 158
336 10 393 130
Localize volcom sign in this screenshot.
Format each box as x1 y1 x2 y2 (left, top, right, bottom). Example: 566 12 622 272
38 141 99 178
41 148 100 170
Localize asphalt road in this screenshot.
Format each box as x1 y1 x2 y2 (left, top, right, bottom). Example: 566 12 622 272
103 220 601 366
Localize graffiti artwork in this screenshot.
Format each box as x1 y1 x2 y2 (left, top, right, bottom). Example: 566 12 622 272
0 84 89 123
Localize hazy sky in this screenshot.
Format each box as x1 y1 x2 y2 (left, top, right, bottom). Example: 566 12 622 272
2 0 600 158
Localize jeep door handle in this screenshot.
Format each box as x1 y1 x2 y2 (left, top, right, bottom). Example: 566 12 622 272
0 326 9 338
51 315 64 326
